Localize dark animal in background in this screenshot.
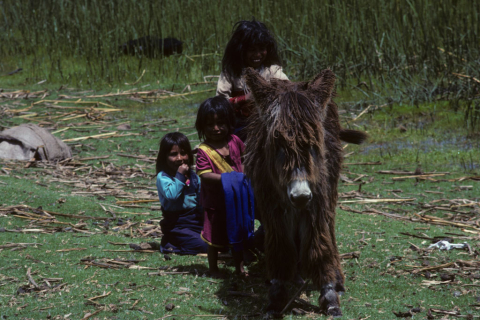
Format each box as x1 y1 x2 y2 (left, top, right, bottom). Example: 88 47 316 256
243 68 367 317
120 36 183 58
6 68 23 76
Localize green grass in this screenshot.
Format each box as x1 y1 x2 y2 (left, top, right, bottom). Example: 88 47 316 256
1 2 480 317
1 213 477 320
3 0 480 136
1 88 480 319
1 0 479 102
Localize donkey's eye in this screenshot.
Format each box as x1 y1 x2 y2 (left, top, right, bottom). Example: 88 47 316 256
309 147 318 159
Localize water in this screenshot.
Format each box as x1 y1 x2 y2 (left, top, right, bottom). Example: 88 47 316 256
360 136 477 154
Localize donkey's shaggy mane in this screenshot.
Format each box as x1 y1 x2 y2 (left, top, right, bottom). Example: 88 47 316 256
245 82 328 191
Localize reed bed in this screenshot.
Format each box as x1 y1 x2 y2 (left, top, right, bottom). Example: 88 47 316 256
0 0 479 113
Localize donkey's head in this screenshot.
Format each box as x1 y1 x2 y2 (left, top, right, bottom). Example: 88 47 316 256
244 68 336 209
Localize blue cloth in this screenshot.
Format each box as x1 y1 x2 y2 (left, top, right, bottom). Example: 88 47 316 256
221 172 255 252
156 170 207 255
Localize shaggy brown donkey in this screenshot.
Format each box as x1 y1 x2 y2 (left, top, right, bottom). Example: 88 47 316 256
243 68 367 317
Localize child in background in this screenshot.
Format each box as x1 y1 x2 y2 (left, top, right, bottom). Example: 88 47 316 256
195 96 251 277
217 19 288 141
155 132 208 255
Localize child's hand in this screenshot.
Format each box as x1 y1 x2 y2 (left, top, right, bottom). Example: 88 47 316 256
177 163 189 175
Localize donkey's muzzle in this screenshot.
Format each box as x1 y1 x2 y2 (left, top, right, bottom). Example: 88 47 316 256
287 179 312 208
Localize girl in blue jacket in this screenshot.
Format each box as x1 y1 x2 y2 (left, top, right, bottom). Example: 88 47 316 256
155 132 208 255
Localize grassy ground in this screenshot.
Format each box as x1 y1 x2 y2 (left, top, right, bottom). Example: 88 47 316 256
1 80 479 320
1 2 479 318
1 0 479 99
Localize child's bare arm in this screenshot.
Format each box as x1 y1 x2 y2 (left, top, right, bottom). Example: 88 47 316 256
200 172 222 184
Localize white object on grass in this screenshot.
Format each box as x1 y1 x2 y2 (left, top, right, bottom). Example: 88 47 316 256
428 240 467 250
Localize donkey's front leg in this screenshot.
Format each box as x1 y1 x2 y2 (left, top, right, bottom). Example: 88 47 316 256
263 216 297 314
300 213 343 317
267 279 288 314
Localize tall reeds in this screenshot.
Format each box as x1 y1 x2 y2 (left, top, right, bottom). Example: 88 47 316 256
0 0 478 93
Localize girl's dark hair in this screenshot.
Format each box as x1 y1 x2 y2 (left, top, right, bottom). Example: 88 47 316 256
155 132 193 175
222 19 282 79
195 96 235 141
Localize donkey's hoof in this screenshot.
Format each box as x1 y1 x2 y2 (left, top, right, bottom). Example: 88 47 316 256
319 284 341 317
327 305 343 317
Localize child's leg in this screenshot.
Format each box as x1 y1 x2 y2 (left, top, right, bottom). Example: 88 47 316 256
233 250 246 275
207 245 219 273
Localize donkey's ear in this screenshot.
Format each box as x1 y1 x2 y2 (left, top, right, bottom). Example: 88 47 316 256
244 67 276 106
308 69 336 109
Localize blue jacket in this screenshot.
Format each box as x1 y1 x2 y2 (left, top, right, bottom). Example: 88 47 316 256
156 170 200 212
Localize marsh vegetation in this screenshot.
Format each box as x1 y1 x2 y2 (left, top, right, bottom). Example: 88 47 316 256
1 1 480 319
